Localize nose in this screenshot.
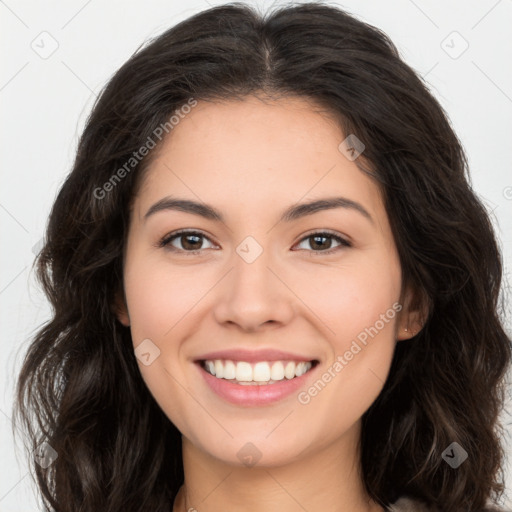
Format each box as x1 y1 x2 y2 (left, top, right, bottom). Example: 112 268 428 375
212 245 295 333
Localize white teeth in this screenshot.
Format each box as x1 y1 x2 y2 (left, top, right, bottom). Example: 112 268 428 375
236 362 253 382
223 360 236 380
214 360 223 379
205 360 216 376
253 362 271 382
270 361 284 381
284 361 296 379
202 359 314 384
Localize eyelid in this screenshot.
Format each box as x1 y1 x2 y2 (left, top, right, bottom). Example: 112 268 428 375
293 229 351 255
157 228 351 255
157 229 218 252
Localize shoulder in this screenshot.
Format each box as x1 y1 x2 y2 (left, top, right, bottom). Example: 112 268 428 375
387 496 511 512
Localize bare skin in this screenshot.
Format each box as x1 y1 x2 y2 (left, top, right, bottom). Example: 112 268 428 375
115 95 424 512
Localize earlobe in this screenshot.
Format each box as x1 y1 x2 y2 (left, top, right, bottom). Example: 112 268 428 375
398 325 417 341
396 286 429 341
112 290 130 327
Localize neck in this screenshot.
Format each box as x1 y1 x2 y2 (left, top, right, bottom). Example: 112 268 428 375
173 421 384 512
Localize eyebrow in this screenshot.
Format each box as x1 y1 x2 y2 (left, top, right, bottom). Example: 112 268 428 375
144 196 374 225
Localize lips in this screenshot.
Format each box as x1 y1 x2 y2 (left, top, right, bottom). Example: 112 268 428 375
194 348 318 363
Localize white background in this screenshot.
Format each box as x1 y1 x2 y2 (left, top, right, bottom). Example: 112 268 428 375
1 0 511 510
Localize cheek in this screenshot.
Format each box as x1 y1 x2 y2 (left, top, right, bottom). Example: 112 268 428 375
304 258 401 410
301 256 401 344
122 255 199 431
123 255 205 342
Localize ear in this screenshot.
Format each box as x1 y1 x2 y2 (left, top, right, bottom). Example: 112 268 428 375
396 284 429 341
111 288 130 327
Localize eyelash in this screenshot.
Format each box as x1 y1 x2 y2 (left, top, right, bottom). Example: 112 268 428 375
156 229 352 256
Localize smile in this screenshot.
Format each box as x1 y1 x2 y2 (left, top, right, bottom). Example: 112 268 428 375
201 359 318 385
196 359 320 406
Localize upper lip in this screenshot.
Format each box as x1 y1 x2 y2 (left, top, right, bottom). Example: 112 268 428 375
195 349 318 363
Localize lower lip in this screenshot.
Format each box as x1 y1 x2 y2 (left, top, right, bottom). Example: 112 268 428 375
195 362 319 406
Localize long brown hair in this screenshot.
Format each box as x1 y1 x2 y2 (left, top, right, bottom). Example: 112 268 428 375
13 3 511 511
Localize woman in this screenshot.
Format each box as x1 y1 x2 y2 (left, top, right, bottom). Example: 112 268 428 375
13 2 511 511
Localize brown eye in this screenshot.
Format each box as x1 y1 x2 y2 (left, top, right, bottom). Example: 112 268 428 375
294 231 351 254
159 230 215 253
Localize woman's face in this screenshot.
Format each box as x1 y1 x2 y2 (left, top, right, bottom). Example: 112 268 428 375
118 95 413 467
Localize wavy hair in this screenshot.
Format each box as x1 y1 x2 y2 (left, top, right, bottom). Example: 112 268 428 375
13 2 511 511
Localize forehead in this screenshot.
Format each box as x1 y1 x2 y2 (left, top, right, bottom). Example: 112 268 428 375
134 96 384 226
160 95 343 164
